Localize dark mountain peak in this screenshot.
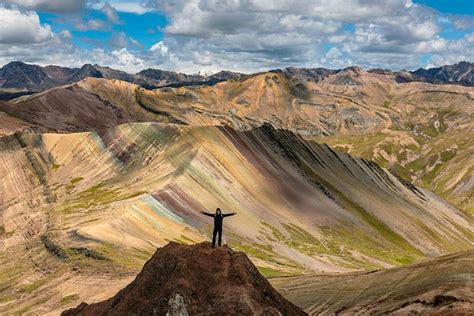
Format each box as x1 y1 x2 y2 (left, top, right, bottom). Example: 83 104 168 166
415 61 473 72
66 64 103 83
138 68 191 81
368 68 394 75
341 65 363 73
93 64 135 82
0 61 49 90
62 242 306 316
413 61 473 85
209 70 244 81
456 61 471 67
138 68 172 77
79 63 100 73
0 60 44 74
1 60 29 69
43 65 78 82
280 67 336 82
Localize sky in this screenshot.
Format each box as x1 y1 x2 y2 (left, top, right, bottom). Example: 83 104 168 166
0 0 473 74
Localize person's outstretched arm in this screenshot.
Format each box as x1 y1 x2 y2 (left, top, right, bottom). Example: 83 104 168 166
201 211 214 217
223 212 237 217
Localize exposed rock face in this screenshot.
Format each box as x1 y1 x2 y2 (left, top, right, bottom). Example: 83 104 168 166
62 242 306 316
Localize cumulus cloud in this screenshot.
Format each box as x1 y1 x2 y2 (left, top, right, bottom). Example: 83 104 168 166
426 33 474 67
0 37 147 73
0 0 472 73
109 31 141 49
1 0 88 13
326 47 342 59
0 7 53 44
75 19 107 31
101 2 121 23
452 16 474 30
150 41 168 56
143 0 473 72
142 0 463 72
110 48 145 70
107 0 151 14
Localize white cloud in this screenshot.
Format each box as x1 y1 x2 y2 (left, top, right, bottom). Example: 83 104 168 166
0 0 471 73
2 0 88 13
109 31 141 48
110 48 145 70
452 16 474 30
326 47 342 59
426 33 474 67
101 2 121 23
192 51 212 66
59 30 72 39
142 0 461 72
150 41 168 56
75 19 106 31
0 7 53 44
105 1 152 14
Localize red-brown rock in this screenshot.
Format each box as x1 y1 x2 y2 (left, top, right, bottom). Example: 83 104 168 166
62 242 306 316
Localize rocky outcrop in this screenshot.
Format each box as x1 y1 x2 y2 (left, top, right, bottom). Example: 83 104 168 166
62 242 306 316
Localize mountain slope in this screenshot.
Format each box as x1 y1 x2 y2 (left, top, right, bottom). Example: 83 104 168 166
0 123 472 313
272 249 474 315
1 71 473 214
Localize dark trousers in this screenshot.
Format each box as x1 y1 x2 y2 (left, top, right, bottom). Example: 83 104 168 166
212 228 222 247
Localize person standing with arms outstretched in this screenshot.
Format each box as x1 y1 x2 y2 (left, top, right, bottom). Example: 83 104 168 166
201 208 237 247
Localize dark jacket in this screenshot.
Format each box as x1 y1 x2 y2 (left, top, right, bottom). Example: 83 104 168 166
202 211 236 230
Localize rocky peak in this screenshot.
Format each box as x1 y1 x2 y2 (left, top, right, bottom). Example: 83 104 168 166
62 242 306 316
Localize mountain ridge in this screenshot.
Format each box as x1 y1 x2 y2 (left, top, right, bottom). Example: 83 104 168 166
1 69 472 214
0 61 472 95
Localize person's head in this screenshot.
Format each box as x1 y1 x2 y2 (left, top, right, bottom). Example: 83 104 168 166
216 208 221 215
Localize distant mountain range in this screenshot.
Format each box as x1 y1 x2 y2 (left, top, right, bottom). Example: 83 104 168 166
0 61 245 94
0 61 472 94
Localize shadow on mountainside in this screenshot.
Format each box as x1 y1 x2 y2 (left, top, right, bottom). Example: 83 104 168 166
62 242 306 316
